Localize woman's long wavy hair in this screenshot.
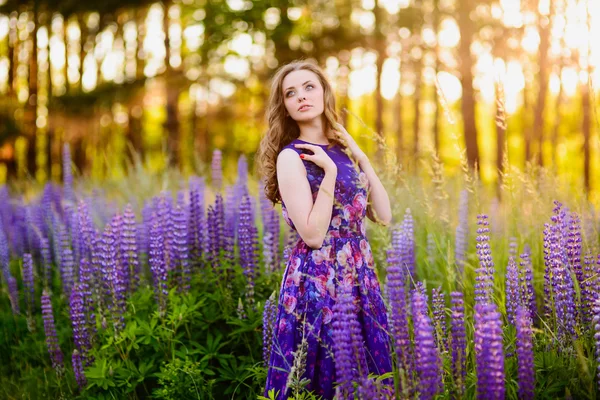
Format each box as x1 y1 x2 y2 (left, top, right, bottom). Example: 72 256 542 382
256 60 345 205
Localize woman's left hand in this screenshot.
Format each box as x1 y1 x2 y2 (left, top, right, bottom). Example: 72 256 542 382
333 123 368 164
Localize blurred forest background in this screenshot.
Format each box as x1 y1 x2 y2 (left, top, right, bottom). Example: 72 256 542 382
0 0 598 195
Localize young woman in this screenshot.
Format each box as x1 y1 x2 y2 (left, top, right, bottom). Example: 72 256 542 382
256 60 393 399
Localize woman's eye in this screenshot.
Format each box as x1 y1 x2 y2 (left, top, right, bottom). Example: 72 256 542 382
286 91 294 97
306 84 313 89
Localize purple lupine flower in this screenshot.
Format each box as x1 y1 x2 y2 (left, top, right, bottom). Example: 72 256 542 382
474 303 505 399
263 291 277 366
548 201 577 343
1 221 10 283
260 180 281 274
70 282 91 363
172 204 190 293
332 289 368 398
62 143 75 206
140 200 154 258
214 194 225 253
593 299 600 391
156 194 175 274
66 204 81 271
12 203 27 257
237 195 259 308
581 252 596 327
567 212 582 283
99 220 121 329
401 209 416 280
25 206 41 259
282 224 299 264
518 250 536 321
149 219 168 314
60 223 75 298
385 247 412 395
508 236 517 258
188 177 205 271
41 237 52 288
22 253 35 313
515 305 535 400
426 232 436 265
567 212 583 322
111 215 129 323
450 291 466 397
542 222 553 321
223 187 236 266
8 275 20 315
432 286 446 350
42 290 64 372
121 204 140 292
357 376 393 399
206 205 217 269
505 256 520 326
72 349 87 389
410 281 426 316
78 259 96 347
211 149 223 192
77 200 95 263
475 214 494 305
412 290 443 399
455 190 469 271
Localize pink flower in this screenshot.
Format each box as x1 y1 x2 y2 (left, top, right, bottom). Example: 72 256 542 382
360 220 367 236
313 275 328 296
283 294 297 314
352 193 367 211
360 239 374 268
326 267 336 297
285 257 302 288
322 307 333 324
312 245 332 264
358 171 369 189
336 242 354 268
278 317 288 333
331 216 342 228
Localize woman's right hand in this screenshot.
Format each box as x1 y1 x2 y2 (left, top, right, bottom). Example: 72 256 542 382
293 143 337 175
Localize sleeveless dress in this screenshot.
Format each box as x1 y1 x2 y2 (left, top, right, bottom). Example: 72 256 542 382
264 138 393 399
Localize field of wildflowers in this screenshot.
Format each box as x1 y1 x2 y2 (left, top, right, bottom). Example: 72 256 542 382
1 140 600 399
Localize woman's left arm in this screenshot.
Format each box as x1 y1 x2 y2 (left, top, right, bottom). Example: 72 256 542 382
358 157 392 226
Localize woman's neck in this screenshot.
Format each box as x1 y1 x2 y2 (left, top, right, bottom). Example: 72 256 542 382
296 119 328 144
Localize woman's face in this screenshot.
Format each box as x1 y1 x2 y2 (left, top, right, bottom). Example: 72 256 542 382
281 69 324 122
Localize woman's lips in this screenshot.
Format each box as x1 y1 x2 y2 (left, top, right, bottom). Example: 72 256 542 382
298 105 312 111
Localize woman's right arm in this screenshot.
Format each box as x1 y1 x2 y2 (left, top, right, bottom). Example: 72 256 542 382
277 148 337 249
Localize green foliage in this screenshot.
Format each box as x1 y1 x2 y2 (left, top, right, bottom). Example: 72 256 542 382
0 259 276 399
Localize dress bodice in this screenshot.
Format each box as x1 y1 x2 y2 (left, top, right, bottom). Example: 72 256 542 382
279 138 370 240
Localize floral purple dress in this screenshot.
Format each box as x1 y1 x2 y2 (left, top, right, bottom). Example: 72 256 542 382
264 138 393 399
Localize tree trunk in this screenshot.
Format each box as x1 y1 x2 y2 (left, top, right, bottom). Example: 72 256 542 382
533 0 552 167
78 13 87 92
374 0 385 141
582 79 591 193
63 14 69 94
163 0 180 167
136 7 146 81
457 0 479 171
396 38 407 165
582 4 592 194
432 0 441 155
26 1 39 177
523 76 532 163
495 81 506 195
7 15 16 97
412 53 423 166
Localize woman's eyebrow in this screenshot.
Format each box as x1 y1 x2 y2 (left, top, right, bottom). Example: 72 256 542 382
284 80 312 91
